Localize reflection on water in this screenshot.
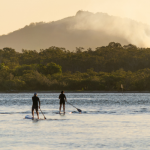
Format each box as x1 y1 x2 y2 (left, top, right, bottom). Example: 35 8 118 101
0 93 150 149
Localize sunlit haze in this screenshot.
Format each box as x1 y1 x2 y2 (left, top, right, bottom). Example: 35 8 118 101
0 0 150 35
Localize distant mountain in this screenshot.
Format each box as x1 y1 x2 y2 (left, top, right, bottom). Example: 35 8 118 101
0 10 150 52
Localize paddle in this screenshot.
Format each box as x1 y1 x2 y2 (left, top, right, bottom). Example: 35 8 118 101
66 101 82 113
40 108 46 119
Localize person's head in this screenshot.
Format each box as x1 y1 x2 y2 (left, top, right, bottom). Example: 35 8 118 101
34 93 37 96
61 91 64 94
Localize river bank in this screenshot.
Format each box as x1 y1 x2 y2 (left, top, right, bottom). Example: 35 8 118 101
1 90 150 93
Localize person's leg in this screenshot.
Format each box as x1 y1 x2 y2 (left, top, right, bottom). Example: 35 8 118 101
59 104 62 113
63 104 65 113
36 110 39 119
36 107 39 119
32 106 34 119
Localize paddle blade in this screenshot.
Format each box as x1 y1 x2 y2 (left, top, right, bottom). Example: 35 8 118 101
77 109 82 113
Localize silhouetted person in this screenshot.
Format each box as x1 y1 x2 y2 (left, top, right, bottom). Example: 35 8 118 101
32 93 40 119
59 91 67 113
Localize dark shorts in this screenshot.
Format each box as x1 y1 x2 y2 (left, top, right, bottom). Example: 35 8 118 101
60 99 65 105
32 105 38 111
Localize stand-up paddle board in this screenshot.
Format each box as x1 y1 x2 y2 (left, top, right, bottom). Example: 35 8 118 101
25 115 33 119
24 115 45 120
55 112 72 114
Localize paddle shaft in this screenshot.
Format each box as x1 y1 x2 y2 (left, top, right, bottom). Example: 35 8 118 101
40 108 46 119
66 101 78 109
66 101 81 112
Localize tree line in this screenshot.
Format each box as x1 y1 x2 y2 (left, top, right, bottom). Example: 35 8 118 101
0 42 150 91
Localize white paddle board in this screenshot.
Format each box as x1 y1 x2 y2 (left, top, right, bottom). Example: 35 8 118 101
25 115 33 119
24 115 45 120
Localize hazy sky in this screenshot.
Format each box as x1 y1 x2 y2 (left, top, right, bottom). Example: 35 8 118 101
0 0 150 35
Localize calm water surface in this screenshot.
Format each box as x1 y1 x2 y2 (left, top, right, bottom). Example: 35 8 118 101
1 93 150 150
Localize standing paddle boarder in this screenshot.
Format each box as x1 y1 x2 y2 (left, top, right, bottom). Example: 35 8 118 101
32 93 40 119
59 91 67 114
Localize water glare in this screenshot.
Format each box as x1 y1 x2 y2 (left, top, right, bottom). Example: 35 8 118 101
0 93 150 149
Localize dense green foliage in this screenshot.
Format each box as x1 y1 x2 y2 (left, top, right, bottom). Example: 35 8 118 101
1 42 150 91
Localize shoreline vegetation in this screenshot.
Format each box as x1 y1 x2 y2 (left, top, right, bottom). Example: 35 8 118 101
1 42 150 91
1 91 150 93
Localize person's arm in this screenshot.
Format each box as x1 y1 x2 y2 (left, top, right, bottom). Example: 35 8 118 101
59 94 60 99
65 95 67 102
39 98 41 109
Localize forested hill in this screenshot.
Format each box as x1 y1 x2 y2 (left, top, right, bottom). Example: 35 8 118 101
1 42 150 91
0 10 150 52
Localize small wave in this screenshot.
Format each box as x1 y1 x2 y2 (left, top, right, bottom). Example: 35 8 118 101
24 118 68 121
0 111 31 115
53 110 117 114
133 108 148 113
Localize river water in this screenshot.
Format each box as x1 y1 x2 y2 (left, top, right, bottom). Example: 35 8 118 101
0 93 150 150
